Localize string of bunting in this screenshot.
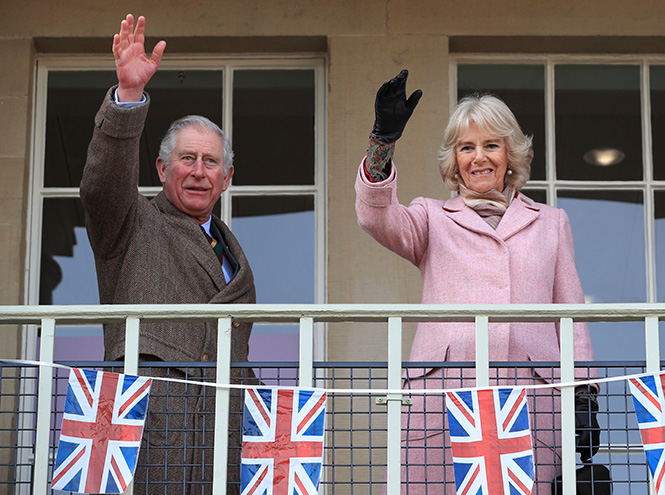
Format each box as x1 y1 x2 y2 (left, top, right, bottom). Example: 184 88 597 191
6 358 665 495
0 358 647 394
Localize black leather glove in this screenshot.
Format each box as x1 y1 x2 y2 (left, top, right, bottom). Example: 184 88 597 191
372 69 423 142
575 387 600 463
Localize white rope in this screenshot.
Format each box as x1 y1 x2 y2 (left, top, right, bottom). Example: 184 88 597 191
1 358 651 394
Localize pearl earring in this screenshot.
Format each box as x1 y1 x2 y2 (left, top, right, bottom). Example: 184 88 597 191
507 169 513 175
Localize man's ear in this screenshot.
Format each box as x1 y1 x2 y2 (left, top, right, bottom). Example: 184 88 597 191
156 157 167 185
221 165 234 192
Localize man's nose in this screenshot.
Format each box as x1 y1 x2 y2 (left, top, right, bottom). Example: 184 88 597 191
191 158 205 176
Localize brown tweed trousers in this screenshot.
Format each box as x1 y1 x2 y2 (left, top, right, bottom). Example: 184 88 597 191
80 87 256 494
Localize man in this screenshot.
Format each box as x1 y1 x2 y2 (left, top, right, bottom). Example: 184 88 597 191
80 14 255 494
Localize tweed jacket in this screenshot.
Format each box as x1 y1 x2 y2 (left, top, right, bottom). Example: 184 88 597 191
355 161 595 380
80 87 256 368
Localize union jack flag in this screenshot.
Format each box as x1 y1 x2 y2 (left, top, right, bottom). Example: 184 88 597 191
629 372 665 494
445 387 534 495
241 387 326 495
52 368 152 493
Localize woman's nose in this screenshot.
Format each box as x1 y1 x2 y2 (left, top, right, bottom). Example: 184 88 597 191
473 146 485 162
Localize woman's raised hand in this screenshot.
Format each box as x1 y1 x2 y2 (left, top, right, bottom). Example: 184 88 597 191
372 69 423 142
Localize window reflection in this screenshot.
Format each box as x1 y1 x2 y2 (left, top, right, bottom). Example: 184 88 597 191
558 190 650 372
231 195 315 368
232 70 315 186
231 195 315 303
458 64 546 180
40 198 88 304
40 197 103 359
555 65 642 181
558 190 645 304
654 190 665 301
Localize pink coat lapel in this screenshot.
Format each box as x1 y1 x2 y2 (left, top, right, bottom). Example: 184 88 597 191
442 192 540 241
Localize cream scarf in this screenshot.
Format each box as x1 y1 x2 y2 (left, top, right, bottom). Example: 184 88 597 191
459 184 516 229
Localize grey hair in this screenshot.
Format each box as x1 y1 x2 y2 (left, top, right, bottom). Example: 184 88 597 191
438 94 533 192
158 115 234 173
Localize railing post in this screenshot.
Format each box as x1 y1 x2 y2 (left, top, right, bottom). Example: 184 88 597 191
560 317 576 495
121 316 141 495
213 317 232 494
124 316 141 375
645 316 660 374
386 317 403 495
645 316 661 495
475 316 490 388
299 317 314 388
33 318 55 495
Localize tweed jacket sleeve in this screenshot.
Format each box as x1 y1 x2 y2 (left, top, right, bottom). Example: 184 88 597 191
80 86 150 260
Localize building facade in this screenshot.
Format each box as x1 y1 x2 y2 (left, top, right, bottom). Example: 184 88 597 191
2 0 665 491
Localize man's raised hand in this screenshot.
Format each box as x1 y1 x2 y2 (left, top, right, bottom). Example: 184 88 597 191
113 14 166 102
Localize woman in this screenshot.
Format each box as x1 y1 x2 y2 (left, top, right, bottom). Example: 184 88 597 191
355 70 599 494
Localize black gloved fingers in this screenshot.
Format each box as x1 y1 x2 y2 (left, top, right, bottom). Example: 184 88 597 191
405 88 423 112
372 69 422 142
376 69 407 98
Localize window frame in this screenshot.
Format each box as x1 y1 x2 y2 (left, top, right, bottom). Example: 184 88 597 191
25 54 328 362
452 54 665 303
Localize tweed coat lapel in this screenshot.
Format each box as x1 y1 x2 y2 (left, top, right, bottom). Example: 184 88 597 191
442 192 540 241
152 192 227 291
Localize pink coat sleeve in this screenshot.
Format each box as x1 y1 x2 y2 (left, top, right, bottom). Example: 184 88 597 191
355 159 431 267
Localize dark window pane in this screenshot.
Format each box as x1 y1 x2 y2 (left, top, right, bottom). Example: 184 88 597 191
650 66 665 180
557 189 645 303
45 70 224 188
458 64 546 180
521 188 547 204
233 70 315 185
555 65 641 181
45 71 118 188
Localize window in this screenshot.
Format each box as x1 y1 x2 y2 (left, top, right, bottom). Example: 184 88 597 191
456 57 664 308
26 57 326 368
456 55 665 484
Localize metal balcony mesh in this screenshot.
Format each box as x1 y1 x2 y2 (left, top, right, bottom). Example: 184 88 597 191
0 360 656 494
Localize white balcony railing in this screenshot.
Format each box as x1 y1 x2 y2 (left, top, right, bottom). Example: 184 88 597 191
1 302 664 494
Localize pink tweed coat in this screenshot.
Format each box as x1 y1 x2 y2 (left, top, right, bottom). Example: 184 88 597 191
355 161 595 494
355 161 594 370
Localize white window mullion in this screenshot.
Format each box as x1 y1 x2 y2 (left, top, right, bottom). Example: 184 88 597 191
314 61 328 361
545 60 557 207
641 61 658 302
221 65 234 226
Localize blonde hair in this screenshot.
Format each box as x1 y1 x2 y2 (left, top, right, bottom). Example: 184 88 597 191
438 94 533 191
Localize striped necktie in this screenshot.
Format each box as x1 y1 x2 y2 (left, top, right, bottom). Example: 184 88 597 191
201 226 225 265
